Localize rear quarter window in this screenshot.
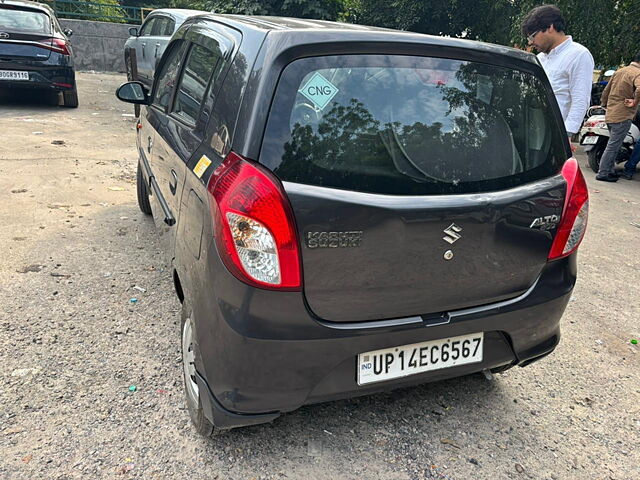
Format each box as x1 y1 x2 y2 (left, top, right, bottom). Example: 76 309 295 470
260 55 567 195
163 18 176 36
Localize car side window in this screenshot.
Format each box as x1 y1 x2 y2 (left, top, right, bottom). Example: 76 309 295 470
152 40 188 111
151 17 169 36
163 18 176 36
140 17 156 37
172 44 219 126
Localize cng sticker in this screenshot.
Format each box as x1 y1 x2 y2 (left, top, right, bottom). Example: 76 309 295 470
298 72 339 110
194 155 212 179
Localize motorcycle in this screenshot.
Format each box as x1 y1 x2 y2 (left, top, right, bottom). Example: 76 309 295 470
579 106 640 173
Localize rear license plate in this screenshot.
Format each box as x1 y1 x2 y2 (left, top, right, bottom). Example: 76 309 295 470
357 332 484 385
0 70 29 81
581 135 598 145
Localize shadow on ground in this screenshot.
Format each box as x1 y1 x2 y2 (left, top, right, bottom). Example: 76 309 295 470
0 87 62 110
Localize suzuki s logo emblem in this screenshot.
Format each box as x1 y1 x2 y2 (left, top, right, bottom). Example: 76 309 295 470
0 33 10 39
443 223 462 244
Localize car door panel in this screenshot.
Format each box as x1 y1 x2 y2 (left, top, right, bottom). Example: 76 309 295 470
136 17 157 84
147 35 232 263
169 28 239 296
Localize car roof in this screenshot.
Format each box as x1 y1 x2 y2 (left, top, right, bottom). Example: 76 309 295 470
193 14 536 64
148 8 210 21
0 0 54 15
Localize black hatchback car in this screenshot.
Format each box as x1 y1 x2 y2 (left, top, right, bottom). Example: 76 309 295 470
0 0 77 107
117 15 588 434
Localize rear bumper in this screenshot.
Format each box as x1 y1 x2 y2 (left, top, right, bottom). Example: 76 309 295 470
0 59 75 90
190 248 576 428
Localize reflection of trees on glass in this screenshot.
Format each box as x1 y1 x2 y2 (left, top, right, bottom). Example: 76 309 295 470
272 61 562 196
278 99 390 187
278 92 519 193
175 45 217 124
439 63 551 175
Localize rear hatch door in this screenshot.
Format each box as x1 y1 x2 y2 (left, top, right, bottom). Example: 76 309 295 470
259 53 569 323
0 5 53 61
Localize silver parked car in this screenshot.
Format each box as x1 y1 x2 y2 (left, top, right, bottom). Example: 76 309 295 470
124 9 207 88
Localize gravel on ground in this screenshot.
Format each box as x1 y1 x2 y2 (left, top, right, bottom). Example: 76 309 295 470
1 73 639 480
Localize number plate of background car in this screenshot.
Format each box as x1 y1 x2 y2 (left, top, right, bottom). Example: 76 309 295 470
357 332 484 385
581 136 598 145
0 70 29 80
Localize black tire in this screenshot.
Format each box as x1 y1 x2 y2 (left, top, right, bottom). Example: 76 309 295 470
181 300 219 437
587 141 606 173
62 87 79 108
136 161 152 215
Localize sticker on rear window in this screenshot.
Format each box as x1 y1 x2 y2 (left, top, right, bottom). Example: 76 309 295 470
298 73 339 110
194 155 212 179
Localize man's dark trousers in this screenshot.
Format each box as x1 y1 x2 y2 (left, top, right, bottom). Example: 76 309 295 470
597 120 632 176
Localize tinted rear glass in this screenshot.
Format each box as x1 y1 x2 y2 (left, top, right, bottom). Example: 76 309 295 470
0 8 50 33
260 55 567 195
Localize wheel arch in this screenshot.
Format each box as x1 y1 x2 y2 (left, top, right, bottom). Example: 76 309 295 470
174 268 185 304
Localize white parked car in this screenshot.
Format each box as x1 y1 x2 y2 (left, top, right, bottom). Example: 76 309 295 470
124 9 207 88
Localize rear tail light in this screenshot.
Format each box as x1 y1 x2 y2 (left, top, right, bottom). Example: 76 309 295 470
207 152 301 290
38 38 71 55
548 158 589 260
584 120 606 129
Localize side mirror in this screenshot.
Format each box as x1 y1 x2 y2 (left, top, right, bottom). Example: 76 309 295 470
116 81 149 105
63 28 73 37
129 27 139 37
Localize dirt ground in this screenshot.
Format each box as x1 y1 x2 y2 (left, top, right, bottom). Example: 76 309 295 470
0 72 639 480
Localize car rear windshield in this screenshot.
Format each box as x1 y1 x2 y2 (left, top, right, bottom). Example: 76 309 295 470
0 8 51 34
260 55 567 195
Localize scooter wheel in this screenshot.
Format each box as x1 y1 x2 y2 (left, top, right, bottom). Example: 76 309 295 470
587 145 604 173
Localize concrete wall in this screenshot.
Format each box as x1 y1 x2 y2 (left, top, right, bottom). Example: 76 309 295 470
60 19 135 73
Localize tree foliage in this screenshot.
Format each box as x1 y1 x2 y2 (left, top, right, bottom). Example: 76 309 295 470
343 0 520 44
163 0 637 65
169 0 342 19
509 0 639 66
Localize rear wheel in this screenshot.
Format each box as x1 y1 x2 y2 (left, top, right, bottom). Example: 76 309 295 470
181 300 218 436
587 142 606 173
136 161 152 215
62 87 79 108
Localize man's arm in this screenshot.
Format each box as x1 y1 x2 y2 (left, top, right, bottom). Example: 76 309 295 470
624 76 640 107
631 74 640 107
565 50 595 134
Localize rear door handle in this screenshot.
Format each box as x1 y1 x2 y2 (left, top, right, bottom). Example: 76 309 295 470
141 43 146 58
169 169 178 195
147 136 152 153
155 43 160 57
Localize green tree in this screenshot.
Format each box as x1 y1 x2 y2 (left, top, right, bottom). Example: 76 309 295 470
120 0 173 7
35 0 128 22
170 0 342 19
511 0 639 66
342 0 520 44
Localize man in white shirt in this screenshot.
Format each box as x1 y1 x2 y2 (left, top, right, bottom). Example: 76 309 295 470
522 5 594 143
